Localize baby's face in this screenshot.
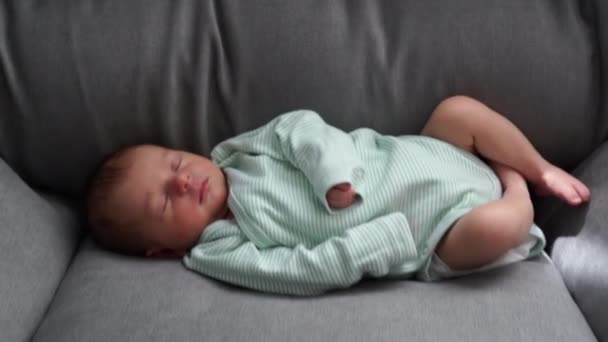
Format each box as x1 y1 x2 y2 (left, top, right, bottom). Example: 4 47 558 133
114 145 229 257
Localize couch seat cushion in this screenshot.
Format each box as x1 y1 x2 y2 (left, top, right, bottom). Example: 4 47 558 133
33 238 596 342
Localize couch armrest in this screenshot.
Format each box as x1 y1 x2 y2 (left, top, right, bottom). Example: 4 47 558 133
0 158 82 342
537 141 608 341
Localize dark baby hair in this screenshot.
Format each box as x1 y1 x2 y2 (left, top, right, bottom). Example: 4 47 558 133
85 146 150 256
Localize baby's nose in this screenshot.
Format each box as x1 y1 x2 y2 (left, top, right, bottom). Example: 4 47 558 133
174 172 191 194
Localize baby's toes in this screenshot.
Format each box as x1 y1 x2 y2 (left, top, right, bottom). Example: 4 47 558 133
562 184 585 205
573 180 591 202
567 193 582 205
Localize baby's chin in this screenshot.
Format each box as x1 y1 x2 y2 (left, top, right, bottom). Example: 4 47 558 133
218 201 231 219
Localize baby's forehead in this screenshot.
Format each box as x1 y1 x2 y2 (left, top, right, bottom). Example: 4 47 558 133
115 146 171 203
129 144 168 159
120 145 171 171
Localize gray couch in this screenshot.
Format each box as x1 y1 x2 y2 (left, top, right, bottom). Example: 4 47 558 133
1 1 607 341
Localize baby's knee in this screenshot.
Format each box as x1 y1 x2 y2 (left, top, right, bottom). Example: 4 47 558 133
434 95 480 115
431 96 487 126
423 96 479 152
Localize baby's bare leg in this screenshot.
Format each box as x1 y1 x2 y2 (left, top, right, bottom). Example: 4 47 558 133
421 96 590 206
436 163 533 270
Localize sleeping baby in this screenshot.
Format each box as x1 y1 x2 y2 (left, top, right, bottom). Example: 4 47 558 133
86 96 590 295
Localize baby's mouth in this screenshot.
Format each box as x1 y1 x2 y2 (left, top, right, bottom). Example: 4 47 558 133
199 178 209 204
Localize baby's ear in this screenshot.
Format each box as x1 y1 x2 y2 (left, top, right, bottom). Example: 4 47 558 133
145 248 185 258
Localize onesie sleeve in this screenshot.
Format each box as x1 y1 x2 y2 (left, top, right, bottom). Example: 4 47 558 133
211 110 366 213
183 212 417 296
274 110 366 212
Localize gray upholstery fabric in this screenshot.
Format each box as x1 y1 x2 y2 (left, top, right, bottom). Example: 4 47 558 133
33 238 596 342
0 159 82 342
0 0 598 198
1 1 607 341
583 0 608 142
538 141 608 341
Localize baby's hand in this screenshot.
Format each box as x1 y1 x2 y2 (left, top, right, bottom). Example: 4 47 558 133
326 183 357 209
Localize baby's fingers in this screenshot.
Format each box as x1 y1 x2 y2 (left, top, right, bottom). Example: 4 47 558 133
332 183 352 192
326 186 356 209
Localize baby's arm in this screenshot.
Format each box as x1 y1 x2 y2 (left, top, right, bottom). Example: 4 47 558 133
183 212 415 296
274 111 365 211
212 110 366 212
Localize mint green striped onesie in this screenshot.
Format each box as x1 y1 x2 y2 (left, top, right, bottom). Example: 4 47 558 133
183 110 545 296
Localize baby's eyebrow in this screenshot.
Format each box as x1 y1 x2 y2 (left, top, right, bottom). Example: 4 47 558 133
163 148 176 167
162 149 178 171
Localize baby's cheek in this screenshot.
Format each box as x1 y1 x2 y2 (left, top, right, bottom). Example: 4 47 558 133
174 220 205 249
209 183 229 215
173 203 208 237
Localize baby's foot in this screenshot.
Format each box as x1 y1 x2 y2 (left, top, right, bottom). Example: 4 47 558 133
533 165 590 206
489 161 528 193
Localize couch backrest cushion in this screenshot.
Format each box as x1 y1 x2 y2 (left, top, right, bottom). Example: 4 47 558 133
584 0 608 148
0 0 600 198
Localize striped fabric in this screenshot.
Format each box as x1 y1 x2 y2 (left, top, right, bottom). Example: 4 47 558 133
183 110 545 295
